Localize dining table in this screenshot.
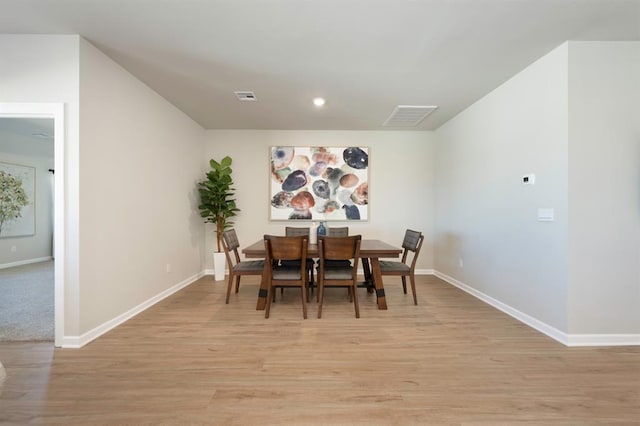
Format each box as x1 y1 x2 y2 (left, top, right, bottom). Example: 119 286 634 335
242 239 403 311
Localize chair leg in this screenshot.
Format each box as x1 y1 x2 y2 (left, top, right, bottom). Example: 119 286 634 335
235 276 241 293
402 276 407 294
225 273 235 304
352 284 360 318
265 285 273 318
409 274 417 305
301 286 307 319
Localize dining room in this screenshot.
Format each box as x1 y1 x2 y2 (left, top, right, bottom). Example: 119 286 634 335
0 1 638 423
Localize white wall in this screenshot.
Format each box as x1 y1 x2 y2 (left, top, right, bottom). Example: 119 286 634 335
0 130 54 265
78 39 206 335
567 41 640 335
0 34 81 337
435 44 570 332
203 130 436 271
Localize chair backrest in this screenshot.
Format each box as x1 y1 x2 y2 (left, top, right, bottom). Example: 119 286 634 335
264 235 308 263
400 229 424 270
318 235 361 268
285 226 310 237
222 228 241 264
327 226 349 237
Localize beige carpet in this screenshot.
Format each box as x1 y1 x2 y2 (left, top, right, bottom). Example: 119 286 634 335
0 260 54 341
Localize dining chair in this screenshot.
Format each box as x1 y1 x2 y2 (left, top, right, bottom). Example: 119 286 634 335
284 226 316 293
324 227 351 268
327 226 349 237
263 235 309 319
221 229 265 304
379 229 424 305
317 235 362 318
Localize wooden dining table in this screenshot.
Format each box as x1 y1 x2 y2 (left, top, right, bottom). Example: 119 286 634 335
242 239 403 310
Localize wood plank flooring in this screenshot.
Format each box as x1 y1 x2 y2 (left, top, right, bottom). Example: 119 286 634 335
1 275 638 425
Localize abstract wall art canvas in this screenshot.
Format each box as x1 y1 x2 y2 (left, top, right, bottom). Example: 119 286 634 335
0 161 36 238
270 146 369 221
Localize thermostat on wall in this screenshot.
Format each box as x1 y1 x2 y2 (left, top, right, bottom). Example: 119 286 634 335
522 174 535 185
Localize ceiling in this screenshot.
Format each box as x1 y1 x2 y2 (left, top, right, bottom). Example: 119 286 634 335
1 0 638 131
0 118 55 158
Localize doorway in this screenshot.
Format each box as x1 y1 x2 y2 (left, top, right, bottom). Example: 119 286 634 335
0 103 64 347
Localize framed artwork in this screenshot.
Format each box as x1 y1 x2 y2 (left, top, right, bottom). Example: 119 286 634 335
270 146 369 221
0 161 36 238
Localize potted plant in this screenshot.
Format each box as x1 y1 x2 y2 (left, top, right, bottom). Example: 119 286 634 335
198 156 240 281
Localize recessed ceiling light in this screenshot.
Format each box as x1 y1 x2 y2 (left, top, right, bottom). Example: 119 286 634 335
312 97 326 107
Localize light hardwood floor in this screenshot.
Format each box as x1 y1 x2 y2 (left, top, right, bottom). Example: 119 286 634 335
1 275 638 425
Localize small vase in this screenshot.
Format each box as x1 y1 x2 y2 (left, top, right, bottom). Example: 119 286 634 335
317 221 326 237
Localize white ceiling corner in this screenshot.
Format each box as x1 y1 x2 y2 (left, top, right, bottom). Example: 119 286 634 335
0 0 637 131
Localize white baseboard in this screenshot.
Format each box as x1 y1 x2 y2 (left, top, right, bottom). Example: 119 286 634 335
565 334 640 347
432 270 639 347
59 271 205 348
0 256 52 270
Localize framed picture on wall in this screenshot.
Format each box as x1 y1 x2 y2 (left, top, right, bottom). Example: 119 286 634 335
270 146 369 221
0 161 36 238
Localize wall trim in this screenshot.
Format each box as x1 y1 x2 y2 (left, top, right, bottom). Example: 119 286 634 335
432 270 639 347
565 334 640 347
59 271 205 348
0 256 52 270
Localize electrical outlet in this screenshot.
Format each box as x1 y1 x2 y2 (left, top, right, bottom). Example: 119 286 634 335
166 263 171 273
10 246 17 253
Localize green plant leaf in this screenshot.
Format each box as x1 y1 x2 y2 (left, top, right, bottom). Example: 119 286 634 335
198 157 242 252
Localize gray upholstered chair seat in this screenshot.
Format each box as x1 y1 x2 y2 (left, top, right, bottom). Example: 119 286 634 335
272 266 304 280
234 260 265 272
379 260 410 273
323 267 354 280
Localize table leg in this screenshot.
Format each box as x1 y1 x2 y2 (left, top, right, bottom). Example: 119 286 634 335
256 266 269 310
361 257 374 293
370 257 387 310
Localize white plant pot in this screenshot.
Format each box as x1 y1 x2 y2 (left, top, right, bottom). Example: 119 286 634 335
213 252 226 281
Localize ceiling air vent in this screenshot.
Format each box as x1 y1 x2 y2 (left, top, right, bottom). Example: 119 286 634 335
234 91 257 101
383 105 438 127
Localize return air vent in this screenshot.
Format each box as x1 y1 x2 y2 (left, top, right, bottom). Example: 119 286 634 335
234 91 257 101
383 105 438 127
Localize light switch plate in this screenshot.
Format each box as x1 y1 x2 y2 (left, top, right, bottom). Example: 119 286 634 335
537 208 554 221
